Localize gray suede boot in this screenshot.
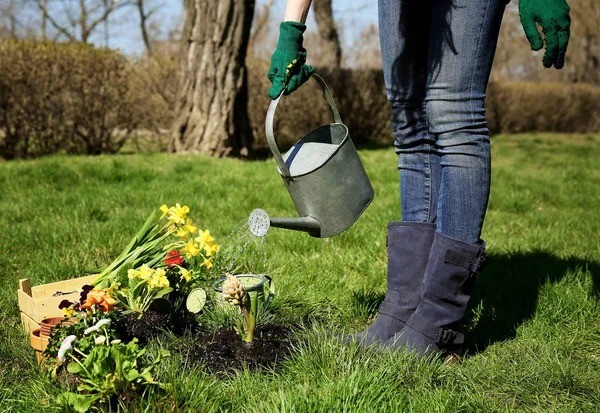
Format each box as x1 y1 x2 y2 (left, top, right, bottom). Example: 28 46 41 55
383 231 486 357
350 221 436 346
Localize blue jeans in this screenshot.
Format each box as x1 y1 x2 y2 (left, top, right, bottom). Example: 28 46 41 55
379 0 506 244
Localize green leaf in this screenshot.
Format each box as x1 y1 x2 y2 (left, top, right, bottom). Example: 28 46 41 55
66 361 83 374
59 392 103 413
153 287 173 299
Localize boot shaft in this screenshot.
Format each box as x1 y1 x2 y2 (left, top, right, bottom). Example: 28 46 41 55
415 231 486 329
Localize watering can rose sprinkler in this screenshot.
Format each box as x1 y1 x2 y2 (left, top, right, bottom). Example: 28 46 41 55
249 73 375 238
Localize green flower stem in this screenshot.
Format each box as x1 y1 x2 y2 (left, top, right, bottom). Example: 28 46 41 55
241 306 253 343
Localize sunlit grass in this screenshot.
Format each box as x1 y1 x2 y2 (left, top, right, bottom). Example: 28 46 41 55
0 133 598 412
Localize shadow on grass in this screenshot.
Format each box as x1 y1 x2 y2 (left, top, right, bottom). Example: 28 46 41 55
347 250 599 354
465 250 599 354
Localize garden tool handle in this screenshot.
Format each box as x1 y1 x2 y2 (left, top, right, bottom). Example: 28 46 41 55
265 73 343 178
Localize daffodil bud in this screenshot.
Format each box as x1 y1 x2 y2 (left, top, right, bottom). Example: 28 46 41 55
222 275 246 307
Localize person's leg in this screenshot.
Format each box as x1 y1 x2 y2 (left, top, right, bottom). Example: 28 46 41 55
347 0 437 346
381 0 440 223
384 0 506 356
426 0 506 244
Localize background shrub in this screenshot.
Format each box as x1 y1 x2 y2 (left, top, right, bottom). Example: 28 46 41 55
246 60 600 152
486 81 600 134
0 40 140 159
0 41 598 159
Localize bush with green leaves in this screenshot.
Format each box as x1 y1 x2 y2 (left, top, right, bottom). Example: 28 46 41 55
0 40 141 159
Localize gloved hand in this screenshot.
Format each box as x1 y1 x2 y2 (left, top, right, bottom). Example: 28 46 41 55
267 21 315 99
519 0 571 69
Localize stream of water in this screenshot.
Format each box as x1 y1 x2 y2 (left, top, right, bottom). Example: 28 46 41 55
218 213 269 276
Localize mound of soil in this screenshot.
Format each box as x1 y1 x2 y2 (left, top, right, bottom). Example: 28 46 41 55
187 325 294 374
116 298 198 343
116 310 172 343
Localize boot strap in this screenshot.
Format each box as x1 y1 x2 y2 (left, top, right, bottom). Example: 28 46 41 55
407 314 464 347
378 301 413 324
444 250 487 274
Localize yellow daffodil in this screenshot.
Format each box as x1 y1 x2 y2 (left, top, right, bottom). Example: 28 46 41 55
169 203 190 225
201 258 213 270
175 227 189 240
160 203 190 225
106 282 120 296
184 219 197 234
195 229 215 249
180 267 192 282
159 204 170 219
203 242 220 257
183 239 200 258
127 269 139 279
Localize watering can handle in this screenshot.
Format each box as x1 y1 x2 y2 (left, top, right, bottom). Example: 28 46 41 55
265 73 343 178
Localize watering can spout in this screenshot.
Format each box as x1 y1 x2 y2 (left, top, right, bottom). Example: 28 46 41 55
248 208 321 237
270 216 321 237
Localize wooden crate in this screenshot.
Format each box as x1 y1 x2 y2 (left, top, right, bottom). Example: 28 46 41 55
17 275 95 333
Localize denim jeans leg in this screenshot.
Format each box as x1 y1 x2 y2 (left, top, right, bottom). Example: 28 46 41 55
379 0 440 224
425 0 506 243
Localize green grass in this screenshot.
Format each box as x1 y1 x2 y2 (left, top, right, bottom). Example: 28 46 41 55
0 133 599 412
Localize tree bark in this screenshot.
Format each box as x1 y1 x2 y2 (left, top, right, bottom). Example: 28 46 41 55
170 0 255 157
136 0 153 55
313 0 342 68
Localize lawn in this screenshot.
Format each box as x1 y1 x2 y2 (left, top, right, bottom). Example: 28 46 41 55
0 133 599 412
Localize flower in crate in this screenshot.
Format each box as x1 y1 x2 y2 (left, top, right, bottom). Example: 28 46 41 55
94 335 106 345
59 300 76 317
164 250 184 268
57 335 77 361
80 289 116 313
79 284 94 305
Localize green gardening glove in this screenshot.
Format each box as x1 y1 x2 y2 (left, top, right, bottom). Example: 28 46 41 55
267 21 315 100
519 0 571 69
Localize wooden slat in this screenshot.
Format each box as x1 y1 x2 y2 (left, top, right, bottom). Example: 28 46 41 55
31 275 95 299
17 275 97 332
19 279 32 296
20 312 40 334
18 289 37 321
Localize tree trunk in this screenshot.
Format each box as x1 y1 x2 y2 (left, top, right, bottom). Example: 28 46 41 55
136 0 153 56
170 0 255 157
313 0 342 68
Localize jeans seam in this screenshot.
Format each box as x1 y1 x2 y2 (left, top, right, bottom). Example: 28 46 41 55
470 0 491 124
424 102 432 223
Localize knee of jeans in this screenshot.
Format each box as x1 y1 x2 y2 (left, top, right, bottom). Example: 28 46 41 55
390 102 430 151
425 96 490 147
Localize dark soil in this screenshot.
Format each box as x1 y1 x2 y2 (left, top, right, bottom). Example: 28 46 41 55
116 309 172 343
116 299 198 343
187 325 294 375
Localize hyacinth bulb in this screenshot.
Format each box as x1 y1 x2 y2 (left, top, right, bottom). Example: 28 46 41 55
222 275 246 306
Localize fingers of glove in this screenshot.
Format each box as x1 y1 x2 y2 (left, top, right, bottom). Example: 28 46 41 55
268 75 286 100
520 14 543 51
268 65 276 83
555 29 570 69
283 65 314 96
542 22 559 68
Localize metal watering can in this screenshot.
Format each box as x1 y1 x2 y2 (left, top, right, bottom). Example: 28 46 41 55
250 73 374 238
